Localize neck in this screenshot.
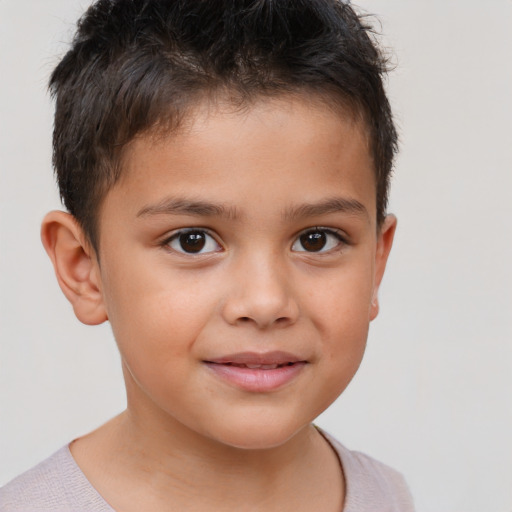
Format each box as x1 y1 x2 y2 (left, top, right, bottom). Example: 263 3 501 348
71 409 344 512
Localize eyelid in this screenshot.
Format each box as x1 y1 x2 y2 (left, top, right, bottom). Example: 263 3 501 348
291 226 348 253
162 227 223 255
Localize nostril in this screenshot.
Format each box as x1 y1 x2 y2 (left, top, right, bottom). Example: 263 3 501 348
237 316 288 326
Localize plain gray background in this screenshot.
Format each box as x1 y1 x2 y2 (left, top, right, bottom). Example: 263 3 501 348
1 1 511 511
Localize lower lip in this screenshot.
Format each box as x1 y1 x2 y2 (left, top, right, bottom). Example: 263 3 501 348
204 362 307 392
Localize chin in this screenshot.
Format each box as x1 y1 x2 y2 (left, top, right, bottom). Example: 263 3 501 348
206 419 309 451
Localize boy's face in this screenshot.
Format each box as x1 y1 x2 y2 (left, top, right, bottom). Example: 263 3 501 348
92 96 395 449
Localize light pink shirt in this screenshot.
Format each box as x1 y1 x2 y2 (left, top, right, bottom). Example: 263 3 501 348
0 431 414 511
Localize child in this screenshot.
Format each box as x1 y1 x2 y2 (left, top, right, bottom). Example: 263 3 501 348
0 0 414 510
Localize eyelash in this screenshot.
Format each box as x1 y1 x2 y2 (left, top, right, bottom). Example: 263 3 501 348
162 228 222 256
291 227 347 254
161 227 348 256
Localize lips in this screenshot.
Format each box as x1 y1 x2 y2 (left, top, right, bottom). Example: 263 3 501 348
224 362 292 370
205 351 304 366
204 351 307 392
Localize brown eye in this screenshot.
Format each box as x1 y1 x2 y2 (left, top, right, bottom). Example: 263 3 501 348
168 230 220 254
179 232 206 253
291 229 344 253
299 231 327 252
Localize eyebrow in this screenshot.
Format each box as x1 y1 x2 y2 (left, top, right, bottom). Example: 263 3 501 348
136 197 241 220
283 197 369 221
136 196 369 222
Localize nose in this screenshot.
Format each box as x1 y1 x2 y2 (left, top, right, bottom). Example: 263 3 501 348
221 254 299 329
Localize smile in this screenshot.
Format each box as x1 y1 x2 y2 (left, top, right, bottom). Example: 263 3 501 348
223 362 295 370
204 352 308 392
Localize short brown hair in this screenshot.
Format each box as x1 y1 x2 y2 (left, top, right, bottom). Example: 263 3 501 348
50 0 397 250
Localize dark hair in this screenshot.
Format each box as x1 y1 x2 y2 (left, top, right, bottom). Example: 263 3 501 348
50 0 397 250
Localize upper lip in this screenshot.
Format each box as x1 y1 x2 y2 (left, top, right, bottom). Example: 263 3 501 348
204 351 306 365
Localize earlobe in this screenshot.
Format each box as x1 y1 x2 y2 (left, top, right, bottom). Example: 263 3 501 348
41 211 108 325
370 214 397 321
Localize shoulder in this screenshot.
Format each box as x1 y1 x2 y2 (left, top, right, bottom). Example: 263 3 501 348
0 446 113 512
320 430 415 512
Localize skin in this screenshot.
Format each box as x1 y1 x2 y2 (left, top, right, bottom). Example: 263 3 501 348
42 95 396 512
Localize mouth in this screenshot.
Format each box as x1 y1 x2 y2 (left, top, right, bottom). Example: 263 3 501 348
214 362 298 370
203 352 308 392
204 350 306 366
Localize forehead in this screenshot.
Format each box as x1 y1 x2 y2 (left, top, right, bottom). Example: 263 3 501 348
123 92 370 163
109 95 376 223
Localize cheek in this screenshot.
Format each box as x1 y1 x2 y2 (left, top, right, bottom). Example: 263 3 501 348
304 261 375 332
302 263 373 388
101 256 222 364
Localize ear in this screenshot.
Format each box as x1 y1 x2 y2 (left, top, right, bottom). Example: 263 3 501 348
370 214 397 321
41 211 108 325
